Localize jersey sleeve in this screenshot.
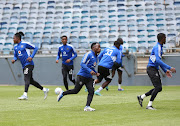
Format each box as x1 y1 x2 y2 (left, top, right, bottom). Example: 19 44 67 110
56 47 61 60
25 42 38 58
154 46 171 70
160 64 168 73
80 53 92 73
115 49 122 65
69 46 77 61
13 48 18 61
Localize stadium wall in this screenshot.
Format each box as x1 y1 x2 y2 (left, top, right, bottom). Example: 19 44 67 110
0 54 179 86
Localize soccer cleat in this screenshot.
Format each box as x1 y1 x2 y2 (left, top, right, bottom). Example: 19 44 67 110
146 106 156 110
44 88 49 100
94 91 102 96
18 95 28 100
57 91 64 102
137 95 143 107
105 86 109 91
118 88 124 91
84 106 95 111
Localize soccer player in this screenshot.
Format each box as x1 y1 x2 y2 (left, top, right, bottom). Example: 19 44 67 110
57 43 101 111
137 33 176 110
94 39 122 96
12 32 49 100
56 36 77 90
111 38 124 91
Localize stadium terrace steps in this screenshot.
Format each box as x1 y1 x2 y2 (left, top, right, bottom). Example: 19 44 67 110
136 57 149 74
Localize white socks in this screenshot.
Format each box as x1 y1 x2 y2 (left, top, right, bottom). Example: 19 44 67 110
23 92 27 97
141 94 146 99
118 84 121 89
96 87 103 93
43 88 46 91
148 101 153 107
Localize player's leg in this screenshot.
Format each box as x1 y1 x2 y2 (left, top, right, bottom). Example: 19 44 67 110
57 75 84 102
137 67 154 107
146 67 162 110
19 65 31 100
62 64 69 90
29 66 49 99
67 65 75 85
84 78 95 111
95 67 112 96
117 68 124 91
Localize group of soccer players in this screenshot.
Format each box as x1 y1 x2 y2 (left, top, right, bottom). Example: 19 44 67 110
12 32 176 111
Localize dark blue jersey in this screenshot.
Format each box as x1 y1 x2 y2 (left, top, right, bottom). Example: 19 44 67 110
56 44 77 65
98 46 122 69
147 42 171 72
77 50 97 78
13 41 38 68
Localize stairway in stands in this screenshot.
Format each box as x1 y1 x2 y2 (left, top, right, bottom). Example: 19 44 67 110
135 56 149 75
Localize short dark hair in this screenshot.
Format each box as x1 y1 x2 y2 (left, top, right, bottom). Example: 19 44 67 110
61 35 67 39
114 40 121 46
14 32 24 40
91 42 98 49
157 33 166 42
116 38 123 45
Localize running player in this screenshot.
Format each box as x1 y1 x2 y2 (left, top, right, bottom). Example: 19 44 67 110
12 32 49 100
94 39 122 96
57 43 101 111
137 33 176 110
56 36 77 90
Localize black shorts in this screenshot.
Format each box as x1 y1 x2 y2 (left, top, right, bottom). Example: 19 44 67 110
23 65 34 77
112 63 123 72
62 64 74 75
97 65 112 82
147 66 162 88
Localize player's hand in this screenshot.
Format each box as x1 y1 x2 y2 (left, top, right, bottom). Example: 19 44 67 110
90 71 96 75
11 60 15 64
56 60 59 63
96 73 100 76
170 67 176 73
166 70 172 78
27 57 32 62
66 59 71 63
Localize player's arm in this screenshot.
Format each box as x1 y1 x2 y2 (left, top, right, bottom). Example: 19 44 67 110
69 46 77 61
25 42 38 58
98 49 105 61
25 42 38 61
154 47 171 70
81 53 95 74
56 47 61 63
115 50 122 65
12 49 18 64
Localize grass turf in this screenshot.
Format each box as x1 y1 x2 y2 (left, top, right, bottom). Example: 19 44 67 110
0 86 180 126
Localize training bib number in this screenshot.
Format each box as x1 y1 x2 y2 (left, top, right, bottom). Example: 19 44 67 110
104 49 113 56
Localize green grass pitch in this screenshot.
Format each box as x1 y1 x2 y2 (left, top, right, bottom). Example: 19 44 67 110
0 86 180 126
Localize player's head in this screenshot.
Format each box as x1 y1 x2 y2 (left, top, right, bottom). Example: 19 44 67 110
91 42 101 54
61 35 68 45
116 38 123 45
157 33 166 44
13 32 24 44
114 38 122 49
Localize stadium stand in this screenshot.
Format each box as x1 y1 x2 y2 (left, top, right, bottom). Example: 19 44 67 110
0 0 180 54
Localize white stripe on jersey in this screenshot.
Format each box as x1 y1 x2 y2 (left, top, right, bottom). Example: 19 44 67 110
158 44 161 58
25 48 31 57
22 42 35 48
67 44 77 53
83 51 91 63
